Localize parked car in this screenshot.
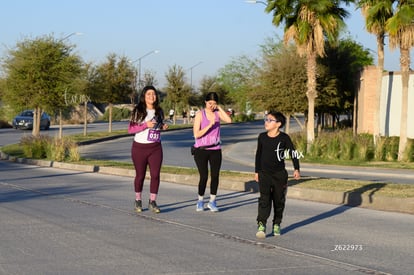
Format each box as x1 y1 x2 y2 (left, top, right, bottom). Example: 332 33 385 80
12 110 51 130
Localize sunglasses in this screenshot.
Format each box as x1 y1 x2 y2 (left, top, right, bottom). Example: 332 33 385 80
264 118 279 123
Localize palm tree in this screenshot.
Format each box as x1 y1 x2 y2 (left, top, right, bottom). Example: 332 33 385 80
385 0 414 161
357 0 395 144
265 0 352 150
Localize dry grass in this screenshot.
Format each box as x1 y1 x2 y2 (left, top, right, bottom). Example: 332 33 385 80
291 177 414 198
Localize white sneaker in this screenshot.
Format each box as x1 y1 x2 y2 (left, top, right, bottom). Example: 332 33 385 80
207 201 219 212
196 200 204 212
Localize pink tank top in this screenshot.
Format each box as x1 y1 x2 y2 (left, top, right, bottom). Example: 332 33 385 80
194 110 221 150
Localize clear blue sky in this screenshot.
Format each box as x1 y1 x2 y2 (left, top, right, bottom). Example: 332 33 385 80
1 0 410 88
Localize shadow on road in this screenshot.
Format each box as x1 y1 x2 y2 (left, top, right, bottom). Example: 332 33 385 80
160 191 257 213
282 182 387 235
0 183 107 203
343 183 387 205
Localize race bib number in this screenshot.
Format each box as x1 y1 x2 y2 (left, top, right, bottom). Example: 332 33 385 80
147 129 161 142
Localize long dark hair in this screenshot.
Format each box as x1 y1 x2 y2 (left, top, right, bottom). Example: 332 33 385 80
205 92 219 103
130 85 164 123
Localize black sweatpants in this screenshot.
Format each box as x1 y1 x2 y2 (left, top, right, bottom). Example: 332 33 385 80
256 169 288 226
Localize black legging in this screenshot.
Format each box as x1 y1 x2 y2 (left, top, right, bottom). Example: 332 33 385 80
193 149 222 196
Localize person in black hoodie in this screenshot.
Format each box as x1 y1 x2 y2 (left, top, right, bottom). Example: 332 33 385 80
254 110 301 238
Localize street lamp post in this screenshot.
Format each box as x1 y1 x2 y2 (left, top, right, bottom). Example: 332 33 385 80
132 50 159 90
244 0 267 5
189 61 203 91
60 32 83 42
55 32 84 138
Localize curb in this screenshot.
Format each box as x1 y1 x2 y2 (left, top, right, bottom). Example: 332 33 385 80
1 151 413 215
76 133 132 146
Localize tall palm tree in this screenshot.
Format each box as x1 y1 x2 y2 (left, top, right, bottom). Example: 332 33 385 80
357 0 395 144
265 0 352 150
385 0 414 161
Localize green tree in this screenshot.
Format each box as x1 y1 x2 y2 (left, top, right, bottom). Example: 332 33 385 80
141 70 158 90
73 62 95 137
128 69 158 104
317 38 374 129
93 53 135 132
216 55 259 114
2 34 83 136
265 0 353 150
198 76 231 108
386 0 414 161
254 41 307 133
164 64 191 124
357 0 395 143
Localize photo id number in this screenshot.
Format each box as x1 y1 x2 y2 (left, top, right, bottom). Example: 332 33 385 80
147 129 161 142
331 244 363 251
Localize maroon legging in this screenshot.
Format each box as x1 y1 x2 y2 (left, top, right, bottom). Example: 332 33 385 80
131 141 163 194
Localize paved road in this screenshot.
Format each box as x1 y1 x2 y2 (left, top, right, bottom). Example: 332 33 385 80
3 120 414 184
1 160 413 275
78 121 414 184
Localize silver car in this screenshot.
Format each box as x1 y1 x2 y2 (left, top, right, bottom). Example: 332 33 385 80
12 110 51 130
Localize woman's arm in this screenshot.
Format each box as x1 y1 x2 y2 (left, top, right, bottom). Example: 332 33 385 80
193 111 214 139
216 106 232 123
128 122 147 134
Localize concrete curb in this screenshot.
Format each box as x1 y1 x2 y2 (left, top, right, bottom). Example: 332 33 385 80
1 151 413 215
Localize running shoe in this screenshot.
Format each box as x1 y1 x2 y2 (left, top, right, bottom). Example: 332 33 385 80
256 222 266 239
196 200 204 211
148 200 161 213
134 200 142 213
273 224 281 236
207 201 219 212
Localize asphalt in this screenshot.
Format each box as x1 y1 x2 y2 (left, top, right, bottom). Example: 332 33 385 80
4 160 412 275
1 135 414 215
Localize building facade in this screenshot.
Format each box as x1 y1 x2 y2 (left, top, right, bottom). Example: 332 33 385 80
357 66 414 138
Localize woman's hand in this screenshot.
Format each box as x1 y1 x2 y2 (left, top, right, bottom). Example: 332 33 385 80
146 120 156 128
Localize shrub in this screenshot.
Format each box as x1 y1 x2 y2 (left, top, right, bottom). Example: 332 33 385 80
290 132 307 157
20 135 51 159
354 134 374 161
403 138 414 162
20 135 79 161
46 138 66 161
374 136 387 161
385 137 399 161
326 133 341 160
68 142 81 162
308 132 328 159
338 130 355 160
102 107 131 121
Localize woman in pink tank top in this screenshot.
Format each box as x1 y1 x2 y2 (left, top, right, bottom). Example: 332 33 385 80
192 92 232 212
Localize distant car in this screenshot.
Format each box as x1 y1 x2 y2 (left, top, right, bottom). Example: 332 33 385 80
12 110 51 130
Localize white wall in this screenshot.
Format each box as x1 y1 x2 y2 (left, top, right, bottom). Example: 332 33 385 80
380 72 414 138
